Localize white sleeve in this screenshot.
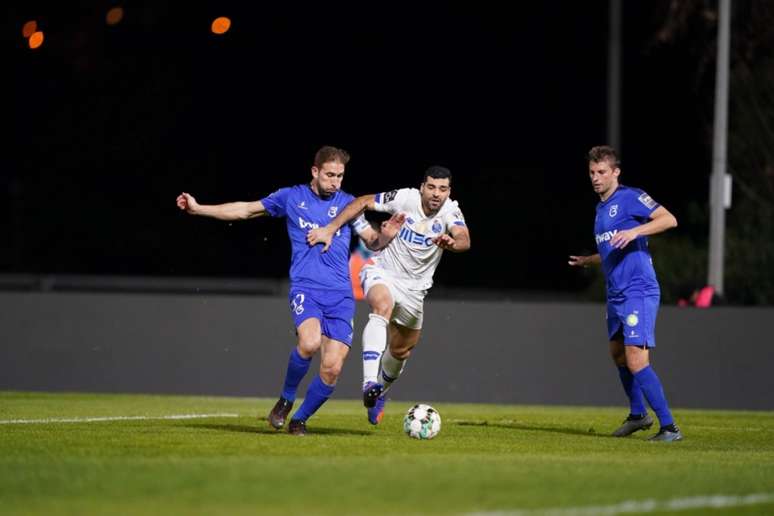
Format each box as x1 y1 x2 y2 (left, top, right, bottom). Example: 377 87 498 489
442 201 466 232
350 214 371 236
373 188 411 214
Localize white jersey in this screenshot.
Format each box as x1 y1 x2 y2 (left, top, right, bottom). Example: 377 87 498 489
371 188 466 290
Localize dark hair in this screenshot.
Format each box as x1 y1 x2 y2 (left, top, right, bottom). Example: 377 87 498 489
423 165 452 184
587 145 619 168
314 146 350 168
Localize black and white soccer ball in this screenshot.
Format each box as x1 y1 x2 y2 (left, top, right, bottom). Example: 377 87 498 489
403 403 441 440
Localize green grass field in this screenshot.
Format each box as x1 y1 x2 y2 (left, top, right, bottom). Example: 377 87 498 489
1 391 773 515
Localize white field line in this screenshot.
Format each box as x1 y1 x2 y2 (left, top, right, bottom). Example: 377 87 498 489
0 413 239 425
466 492 774 516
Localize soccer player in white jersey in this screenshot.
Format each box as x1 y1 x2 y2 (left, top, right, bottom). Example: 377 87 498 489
307 166 471 424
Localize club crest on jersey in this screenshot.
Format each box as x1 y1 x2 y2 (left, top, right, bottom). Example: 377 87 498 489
432 220 442 233
609 204 618 217
328 206 338 217
626 313 639 327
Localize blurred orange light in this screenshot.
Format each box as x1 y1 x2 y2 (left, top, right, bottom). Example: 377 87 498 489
22 20 37 39
28 31 44 49
106 7 124 26
211 17 231 35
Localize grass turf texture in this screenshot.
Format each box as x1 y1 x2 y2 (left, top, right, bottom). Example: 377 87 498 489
1 391 773 515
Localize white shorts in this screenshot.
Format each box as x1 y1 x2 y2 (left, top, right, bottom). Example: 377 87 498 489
360 264 426 330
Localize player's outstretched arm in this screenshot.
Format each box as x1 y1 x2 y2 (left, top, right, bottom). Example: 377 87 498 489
359 212 406 251
433 225 471 253
307 194 376 251
176 192 266 221
568 254 601 268
610 206 678 249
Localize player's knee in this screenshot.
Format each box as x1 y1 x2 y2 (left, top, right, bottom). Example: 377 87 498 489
320 361 343 382
391 346 412 360
610 350 626 366
297 336 322 356
370 302 392 319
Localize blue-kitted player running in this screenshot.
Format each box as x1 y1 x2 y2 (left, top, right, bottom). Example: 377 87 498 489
569 145 683 442
176 146 403 435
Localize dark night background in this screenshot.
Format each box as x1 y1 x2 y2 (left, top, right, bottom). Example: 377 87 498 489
7 2 723 296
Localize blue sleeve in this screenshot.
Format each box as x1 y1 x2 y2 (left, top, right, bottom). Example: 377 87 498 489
260 187 291 218
628 189 660 220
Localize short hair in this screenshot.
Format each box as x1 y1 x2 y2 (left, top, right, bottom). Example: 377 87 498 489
423 165 452 184
314 146 350 168
587 145 620 168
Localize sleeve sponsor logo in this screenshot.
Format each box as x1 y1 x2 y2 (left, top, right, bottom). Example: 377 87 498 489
382 190 398 203
638 193 657 209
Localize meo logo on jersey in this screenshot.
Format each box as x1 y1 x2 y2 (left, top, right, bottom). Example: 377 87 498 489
399 226 434 247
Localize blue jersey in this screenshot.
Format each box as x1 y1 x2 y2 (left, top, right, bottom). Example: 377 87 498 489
261 184 359 292
594 185 661 299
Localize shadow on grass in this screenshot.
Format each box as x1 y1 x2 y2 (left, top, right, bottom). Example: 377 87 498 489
190 423 371 436
454 420 614 438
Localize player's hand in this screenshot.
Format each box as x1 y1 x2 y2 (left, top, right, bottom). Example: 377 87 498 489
176 192 199 214
568 255 589 268
433 233 456 250
610 228 639 249
307 226 335 252
380 213 405 240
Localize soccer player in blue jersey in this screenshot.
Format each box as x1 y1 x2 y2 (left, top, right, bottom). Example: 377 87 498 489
569 145 683 442
176 146 402 435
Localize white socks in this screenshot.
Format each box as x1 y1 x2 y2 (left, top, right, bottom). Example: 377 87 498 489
362 313 388 387
378 349 406 394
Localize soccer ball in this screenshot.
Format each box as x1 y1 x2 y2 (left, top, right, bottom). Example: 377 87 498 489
403 404 441 440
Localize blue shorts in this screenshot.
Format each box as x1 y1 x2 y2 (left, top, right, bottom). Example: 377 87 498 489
606 294 660 348
288 286 355 347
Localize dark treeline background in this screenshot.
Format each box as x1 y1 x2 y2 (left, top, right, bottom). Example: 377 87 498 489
7 1 774 303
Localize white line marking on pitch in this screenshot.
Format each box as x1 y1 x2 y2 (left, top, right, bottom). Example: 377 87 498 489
465 492 774 516
0 413 240 425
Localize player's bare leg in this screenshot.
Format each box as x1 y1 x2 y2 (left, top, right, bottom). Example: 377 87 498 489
287 335 349 436
268 318 322 430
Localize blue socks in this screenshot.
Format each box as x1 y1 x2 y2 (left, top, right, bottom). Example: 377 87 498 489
634 365 674 427
618 366 647 416
281 348 312 402
291 375 335 422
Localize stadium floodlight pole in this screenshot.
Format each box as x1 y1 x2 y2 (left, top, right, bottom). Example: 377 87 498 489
708 0 731 297
607 0 622 152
